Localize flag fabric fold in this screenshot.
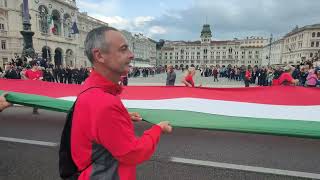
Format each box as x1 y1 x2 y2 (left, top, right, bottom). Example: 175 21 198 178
47 15 55 34
1 79 320 139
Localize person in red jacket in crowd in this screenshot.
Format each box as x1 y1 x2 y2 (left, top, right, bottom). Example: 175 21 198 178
278 65 299 86
244 67 252 87
71 26 172 180
25 60 43 114
25 60 43 81
181 67 201 87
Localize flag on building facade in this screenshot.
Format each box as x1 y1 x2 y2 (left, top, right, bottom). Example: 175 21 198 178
47 16 55 34
71 18 79 34
1 79 320 139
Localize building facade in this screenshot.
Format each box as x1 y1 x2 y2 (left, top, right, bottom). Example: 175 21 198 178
0 0 108 68
282 24 320 65
260 24 320 66
157 24 267 68
261 38 284 66
121 31 157 67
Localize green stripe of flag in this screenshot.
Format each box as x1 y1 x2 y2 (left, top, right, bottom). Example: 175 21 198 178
2 91 320 139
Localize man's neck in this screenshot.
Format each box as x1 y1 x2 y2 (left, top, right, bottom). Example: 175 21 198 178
93 65 120 84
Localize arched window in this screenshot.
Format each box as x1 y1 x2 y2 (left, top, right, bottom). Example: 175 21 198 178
317 32 320 37
312 32 316 37
63 14 72 38
52 10 61 36
38 5 49 33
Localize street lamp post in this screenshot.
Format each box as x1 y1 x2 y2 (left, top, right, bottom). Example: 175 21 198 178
268 33 273 66
21 0 35 59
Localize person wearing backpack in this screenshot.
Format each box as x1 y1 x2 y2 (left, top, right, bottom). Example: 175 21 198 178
60 26 172 180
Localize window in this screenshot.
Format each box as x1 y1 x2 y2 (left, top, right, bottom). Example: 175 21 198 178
316 42 319 47
311 42 315 47
1 40 6 49
310 53 313 57
0 23 4 30
312 32 316 37
38 5 49 33
318 32 320 37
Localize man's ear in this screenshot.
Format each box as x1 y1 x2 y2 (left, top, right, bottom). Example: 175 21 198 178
92 49 104 63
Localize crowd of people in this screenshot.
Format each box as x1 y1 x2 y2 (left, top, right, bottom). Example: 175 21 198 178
165 58 320 88
0 56 168 86
128 66 166 78
0 57 91 85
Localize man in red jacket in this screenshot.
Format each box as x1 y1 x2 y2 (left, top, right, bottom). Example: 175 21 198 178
71 26 172 180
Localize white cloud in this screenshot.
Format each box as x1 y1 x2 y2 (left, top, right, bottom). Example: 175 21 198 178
91 14 130 29
133 16 155 27
149 26 167 34
77 0 120 16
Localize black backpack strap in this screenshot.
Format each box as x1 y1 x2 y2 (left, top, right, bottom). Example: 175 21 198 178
59 86 104 179
75 87 109 172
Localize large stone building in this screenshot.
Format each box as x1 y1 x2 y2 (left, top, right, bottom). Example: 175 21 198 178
0 0 108 68
282 24 320 65
261 38 284 66
262 23 320 66
157 24 268 69
121 30 157 67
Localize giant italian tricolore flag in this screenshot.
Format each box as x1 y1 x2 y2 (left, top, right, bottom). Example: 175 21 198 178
1 79 320 139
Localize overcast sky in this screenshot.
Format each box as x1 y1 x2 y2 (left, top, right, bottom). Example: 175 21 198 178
78 0 320 41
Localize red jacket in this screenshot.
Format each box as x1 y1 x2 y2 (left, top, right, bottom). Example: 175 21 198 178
71 70 162 180
245 70 251 80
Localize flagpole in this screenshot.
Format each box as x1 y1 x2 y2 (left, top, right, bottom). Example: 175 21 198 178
45 16 49 62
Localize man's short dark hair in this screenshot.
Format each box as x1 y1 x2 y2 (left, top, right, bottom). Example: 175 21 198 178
84 26 119 63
